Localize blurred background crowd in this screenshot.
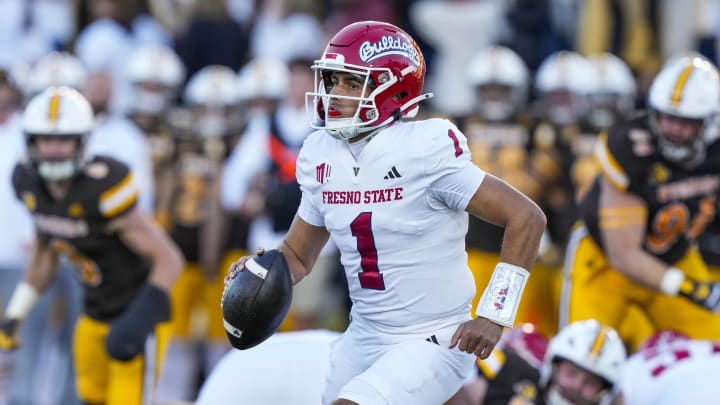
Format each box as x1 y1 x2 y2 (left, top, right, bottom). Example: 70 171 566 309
2 0 720 404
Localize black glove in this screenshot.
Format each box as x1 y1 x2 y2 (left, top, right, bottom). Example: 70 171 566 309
105 284 170 361
678 276 720 312
0 318 21 351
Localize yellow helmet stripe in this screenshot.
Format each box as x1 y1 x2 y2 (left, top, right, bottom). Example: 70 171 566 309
48 92 61 123
670 64 695 106
589 326 611 359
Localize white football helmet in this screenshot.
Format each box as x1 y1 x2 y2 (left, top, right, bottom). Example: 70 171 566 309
540 319 626 405
236 57 289 102
25 52 88 97
126 44 185 115
648 54 720 165
586 53 636 130
23 86 94 181
184 65 242 138
535 51 597 125
184 65 241 107
467 46 529 121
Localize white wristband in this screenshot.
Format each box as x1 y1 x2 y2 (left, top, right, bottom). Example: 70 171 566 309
475 262 529 328
660 267 684 296
6 282 40 320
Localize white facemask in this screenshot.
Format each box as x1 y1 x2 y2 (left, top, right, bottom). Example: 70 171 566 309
38 160 76 181
133 88 169 115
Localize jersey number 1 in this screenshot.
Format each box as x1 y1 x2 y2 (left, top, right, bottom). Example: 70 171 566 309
351 212 385 290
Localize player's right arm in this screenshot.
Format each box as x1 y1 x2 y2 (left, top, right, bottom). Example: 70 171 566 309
280 214 330 285
599 177 669 289
224 215 329 287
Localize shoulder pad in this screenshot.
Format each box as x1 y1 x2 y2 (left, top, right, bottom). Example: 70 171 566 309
88 156 139 218
595 120 653 191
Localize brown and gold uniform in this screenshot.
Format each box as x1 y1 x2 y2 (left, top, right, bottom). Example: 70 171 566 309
463 116 563 338
476 348 545 405
562 113 720 347
12 156 172 405
155 133 231 343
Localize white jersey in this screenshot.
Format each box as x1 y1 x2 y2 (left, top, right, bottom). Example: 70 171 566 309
296 118 485 332
195 330 340 405
619 339 720 405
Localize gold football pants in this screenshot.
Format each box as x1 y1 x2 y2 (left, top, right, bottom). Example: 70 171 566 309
73 315 172 405
561 226 720 351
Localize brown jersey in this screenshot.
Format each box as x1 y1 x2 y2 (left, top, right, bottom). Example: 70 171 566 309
13 156 150 321
166 141 223 263
477 348 545 405
581 112 720 264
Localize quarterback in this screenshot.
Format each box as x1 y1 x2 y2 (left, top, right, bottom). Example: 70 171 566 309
226 21 546 405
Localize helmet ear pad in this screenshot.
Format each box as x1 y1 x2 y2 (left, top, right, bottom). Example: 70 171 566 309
221 249 293 350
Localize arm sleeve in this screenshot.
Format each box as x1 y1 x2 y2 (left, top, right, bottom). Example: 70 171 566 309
98 160 139 219
427 164 486 210
594 127 646 193
424 120 486 210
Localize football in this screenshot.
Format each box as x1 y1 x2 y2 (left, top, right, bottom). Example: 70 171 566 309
221 249 293 350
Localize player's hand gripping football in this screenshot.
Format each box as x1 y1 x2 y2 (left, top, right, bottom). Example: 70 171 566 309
449 317 503 359
224 248 267 286
0 318 21 351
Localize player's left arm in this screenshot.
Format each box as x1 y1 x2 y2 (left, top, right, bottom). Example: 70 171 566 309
108 206 184 291
104 206 185 361
451 175 546 358
436 123 545 358
466 174 546 270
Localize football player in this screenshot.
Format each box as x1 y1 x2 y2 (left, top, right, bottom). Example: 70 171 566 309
463 45 560 339
0 86 183 405
531 51 597 260
123 43 186 185
615 331 720 404
453 319 625 405
155 65 241 403
572 52 637 200
560 54 720 348
225 21 546 405
24 51 89 98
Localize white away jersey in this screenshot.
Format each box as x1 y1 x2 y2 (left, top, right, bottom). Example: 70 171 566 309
619 339 720 405
296 119 486 332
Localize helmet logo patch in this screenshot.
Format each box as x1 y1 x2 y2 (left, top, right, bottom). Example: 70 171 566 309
359 36 420 66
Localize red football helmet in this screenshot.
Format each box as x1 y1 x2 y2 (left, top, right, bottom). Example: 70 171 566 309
306 21 433 140
498 323 548 368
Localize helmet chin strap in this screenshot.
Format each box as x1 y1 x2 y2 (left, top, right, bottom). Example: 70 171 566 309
399 93 433 118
